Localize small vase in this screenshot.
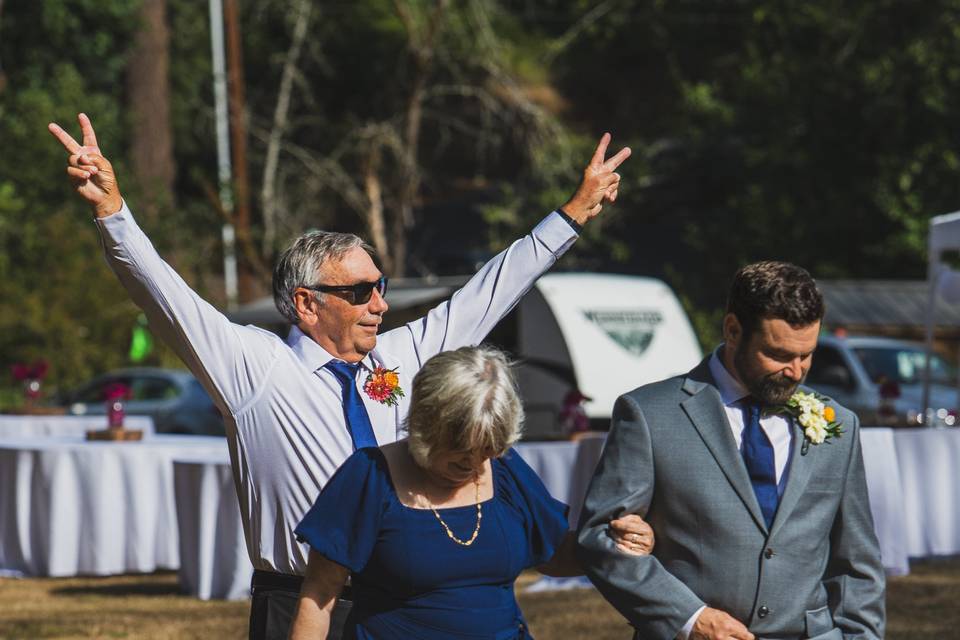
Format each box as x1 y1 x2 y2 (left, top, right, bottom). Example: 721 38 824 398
107 399 125 429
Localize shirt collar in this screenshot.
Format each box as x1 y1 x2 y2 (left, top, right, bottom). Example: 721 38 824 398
285 325 380 373
708 346 750 407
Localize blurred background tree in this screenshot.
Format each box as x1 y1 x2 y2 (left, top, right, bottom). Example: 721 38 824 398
2 0 959 403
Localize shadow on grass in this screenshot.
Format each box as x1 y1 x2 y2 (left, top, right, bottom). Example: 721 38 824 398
51 582 182 598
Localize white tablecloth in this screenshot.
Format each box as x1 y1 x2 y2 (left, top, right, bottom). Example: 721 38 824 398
0 434 225 577
0 415 154 439
10 426 951 594
893 429 960 558
166 429 947 595
859 428 910 575
518 430 912 576
173 454 252 600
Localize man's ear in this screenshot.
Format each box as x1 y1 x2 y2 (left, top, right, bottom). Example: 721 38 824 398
293 289 318 326
722 313 742 349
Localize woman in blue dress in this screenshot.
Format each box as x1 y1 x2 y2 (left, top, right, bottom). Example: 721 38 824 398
289 346 653 639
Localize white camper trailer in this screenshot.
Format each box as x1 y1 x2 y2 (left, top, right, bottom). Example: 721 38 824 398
227 272 702 438
509 273 702 437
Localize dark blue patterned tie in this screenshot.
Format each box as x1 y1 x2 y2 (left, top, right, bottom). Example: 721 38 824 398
324 361 377 450
741 399 779 529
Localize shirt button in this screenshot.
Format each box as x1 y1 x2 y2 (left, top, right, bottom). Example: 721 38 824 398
764 548 774 559
758 605 770 618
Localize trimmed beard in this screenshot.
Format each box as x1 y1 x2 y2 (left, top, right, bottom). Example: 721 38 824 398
733 342 802 406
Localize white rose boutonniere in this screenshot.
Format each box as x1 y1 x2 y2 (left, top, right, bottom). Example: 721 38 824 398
766 390 844 455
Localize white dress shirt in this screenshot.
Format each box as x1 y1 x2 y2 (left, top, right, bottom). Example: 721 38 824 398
679 349 795 639
96 202 577 575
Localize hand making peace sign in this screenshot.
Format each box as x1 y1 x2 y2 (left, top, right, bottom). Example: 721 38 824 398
560 132 632 225
48 113 124 218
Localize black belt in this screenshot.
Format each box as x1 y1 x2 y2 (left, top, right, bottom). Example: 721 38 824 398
251 569 353 601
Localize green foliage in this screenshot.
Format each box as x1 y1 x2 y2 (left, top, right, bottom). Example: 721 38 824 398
3 0 960 401
525 0 960 331
0 0 139 399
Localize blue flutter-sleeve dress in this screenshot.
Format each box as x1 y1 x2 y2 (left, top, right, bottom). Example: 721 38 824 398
294 447 569 639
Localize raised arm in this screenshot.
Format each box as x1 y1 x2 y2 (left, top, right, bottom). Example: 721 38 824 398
379 133 631 364
49 114 277 414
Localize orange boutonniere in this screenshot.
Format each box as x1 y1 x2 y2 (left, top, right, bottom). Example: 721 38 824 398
364 367 405 406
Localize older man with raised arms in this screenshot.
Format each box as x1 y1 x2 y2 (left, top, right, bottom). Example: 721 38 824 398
49 114 650 639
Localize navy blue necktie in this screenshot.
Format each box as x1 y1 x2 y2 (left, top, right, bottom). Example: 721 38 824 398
741 399 779 529
324 361 378 450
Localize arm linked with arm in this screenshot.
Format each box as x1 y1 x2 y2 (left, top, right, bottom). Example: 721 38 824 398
576 394 705 639
538 515 656 578
822 415 886 639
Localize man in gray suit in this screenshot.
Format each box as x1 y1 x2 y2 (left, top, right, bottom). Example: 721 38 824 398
578 261 885 640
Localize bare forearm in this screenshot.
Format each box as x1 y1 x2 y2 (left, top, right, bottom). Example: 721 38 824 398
290 551 349 640
288 596 332 640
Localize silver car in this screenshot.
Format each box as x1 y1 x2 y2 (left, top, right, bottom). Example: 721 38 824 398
807 335 959 427
59 367 225 436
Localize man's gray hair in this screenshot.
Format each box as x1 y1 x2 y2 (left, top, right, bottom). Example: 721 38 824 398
406 346 524 468
272 230 376 323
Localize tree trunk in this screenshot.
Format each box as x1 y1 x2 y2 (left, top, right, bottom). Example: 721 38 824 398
127 0 175 222
223 0 256 302
363 143 391 272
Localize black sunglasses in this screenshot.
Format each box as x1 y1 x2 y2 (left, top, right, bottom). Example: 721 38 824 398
303 276 388 305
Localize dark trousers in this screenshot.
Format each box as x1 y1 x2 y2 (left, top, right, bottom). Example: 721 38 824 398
249 570 353 640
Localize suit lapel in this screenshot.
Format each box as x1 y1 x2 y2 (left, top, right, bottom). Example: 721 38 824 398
681 360 768 534
769 415 816 538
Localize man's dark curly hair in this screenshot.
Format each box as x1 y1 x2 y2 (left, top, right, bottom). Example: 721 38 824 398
726 261 825 340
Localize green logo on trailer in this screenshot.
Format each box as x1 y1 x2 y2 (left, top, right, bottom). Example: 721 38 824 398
583 310 663 356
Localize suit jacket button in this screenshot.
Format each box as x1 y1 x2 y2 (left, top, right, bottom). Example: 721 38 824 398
764 548 774 559
757 605 770 618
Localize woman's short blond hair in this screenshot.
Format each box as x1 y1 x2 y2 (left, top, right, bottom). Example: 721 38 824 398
405 346 524 467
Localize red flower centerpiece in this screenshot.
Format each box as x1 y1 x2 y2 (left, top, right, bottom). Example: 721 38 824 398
11 359 49 406
85 381 143 442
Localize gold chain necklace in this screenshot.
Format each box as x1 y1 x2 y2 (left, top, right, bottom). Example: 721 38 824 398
428 477 483 546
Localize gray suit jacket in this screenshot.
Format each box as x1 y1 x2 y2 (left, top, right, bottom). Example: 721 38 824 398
577 358 885 639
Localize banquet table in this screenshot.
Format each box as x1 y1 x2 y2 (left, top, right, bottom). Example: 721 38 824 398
173 454 251 600
0 415 155 439
0 434 225 578
6 426 955 597
859 428 910 575
518 429 912 576
893 428 960 558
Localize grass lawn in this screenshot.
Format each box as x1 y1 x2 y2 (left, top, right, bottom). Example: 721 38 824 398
0 560 957 639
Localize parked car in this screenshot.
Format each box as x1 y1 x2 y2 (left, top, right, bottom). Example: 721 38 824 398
807 335 959 427
58 368 224 436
